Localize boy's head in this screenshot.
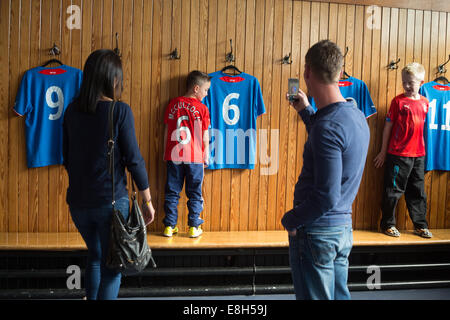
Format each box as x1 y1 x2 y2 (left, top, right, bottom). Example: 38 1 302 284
401 62 425 98
304 40 344 86
186 70 211 101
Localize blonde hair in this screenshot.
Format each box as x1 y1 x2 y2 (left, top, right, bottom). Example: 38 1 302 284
402 62 425 81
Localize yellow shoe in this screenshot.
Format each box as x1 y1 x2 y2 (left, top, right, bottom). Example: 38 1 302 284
163 226 178 237
188 226 203 238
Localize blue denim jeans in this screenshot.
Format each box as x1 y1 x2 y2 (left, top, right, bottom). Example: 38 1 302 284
70 196 129 300
164 161 204 228
288 224 353 300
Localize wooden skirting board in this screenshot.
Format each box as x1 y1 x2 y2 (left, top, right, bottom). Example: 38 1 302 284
1 229 450 251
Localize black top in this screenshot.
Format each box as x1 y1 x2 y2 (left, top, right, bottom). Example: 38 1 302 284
63 100 149 208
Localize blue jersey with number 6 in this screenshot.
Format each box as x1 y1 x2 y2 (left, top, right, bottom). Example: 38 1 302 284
419 81 450 171
14 65 83 168
203 71 265 169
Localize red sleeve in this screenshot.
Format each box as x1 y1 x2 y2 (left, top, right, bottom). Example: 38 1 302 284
422 96 429 114
202 106 210 131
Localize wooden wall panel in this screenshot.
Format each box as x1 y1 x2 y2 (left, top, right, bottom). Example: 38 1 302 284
0 0 449 233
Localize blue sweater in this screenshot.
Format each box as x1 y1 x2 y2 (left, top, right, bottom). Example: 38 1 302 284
281 101 370 229
63 100 149 208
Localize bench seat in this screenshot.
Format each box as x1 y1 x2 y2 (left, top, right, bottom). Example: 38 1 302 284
1 229 450 251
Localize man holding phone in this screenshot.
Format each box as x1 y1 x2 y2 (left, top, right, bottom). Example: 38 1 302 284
281 40 370 300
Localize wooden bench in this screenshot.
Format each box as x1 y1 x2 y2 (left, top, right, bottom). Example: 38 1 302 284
1 229 450 251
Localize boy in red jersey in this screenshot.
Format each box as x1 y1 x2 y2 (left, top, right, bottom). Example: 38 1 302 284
162 71 211 238
374 62 432 238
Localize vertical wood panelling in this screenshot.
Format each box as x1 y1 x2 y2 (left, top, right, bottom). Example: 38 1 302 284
1 0 449 234
0 0 10 232
17 0 31 232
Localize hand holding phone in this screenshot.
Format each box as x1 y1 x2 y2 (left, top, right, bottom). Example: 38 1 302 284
288 78 300 102
286 78 310 112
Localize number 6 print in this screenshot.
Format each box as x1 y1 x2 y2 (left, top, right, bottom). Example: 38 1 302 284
176 115 191 145
46 86 64 121
223 93 240 125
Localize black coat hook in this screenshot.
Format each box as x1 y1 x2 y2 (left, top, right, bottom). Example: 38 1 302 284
169 48 181 60
282 53 292 65
437 54 450 74
387 58 401 70
226 39 235 63
49 43 61 56
113 33 121 57
343 46 349 58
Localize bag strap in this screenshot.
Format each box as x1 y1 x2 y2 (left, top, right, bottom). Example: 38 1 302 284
107 101 139 206
107 101 117 208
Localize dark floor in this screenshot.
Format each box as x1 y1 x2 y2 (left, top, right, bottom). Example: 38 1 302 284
122 287 450 300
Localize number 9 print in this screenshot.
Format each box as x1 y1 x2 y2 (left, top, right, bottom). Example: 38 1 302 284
46 86 64 121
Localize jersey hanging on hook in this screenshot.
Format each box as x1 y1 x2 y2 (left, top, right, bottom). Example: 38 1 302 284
419 80 450 171
308 76 377 119
202 70 265 170
13 64 83 167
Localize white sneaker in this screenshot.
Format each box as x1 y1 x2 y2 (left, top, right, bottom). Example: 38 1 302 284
188 226 203 238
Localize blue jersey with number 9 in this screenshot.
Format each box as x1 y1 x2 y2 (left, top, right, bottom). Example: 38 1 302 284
14 65 83 168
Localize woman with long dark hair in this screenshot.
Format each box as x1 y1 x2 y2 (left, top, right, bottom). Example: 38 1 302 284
63 49 155 300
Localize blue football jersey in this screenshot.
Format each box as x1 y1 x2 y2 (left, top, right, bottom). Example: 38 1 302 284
14 65 83 168
419 81 450 171
203 71 265 169
309 76 377 118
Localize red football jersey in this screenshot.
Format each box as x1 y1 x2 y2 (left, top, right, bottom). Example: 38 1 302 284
164 96 210 163
387 94 429 157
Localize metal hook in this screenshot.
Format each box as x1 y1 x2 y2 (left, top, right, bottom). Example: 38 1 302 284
282 53 292 65
169 48 181 60
387 58 401 70
49 43 61 56
226 39 235 63
437 54 450 74
342 47 349 70
113 33 121 57
343 46 349 58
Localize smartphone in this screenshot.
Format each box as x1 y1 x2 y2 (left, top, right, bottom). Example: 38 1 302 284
288 78 300 101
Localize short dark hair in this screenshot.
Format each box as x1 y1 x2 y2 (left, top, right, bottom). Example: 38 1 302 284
186 70 211 92
76 49 123 114
305 40 343 84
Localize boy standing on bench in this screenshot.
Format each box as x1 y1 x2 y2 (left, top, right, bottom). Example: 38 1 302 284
162 71 211 238
374 62 432 239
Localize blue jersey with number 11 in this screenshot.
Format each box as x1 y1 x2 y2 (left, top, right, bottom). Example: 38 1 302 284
14 65 83 168
419 81 450 171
